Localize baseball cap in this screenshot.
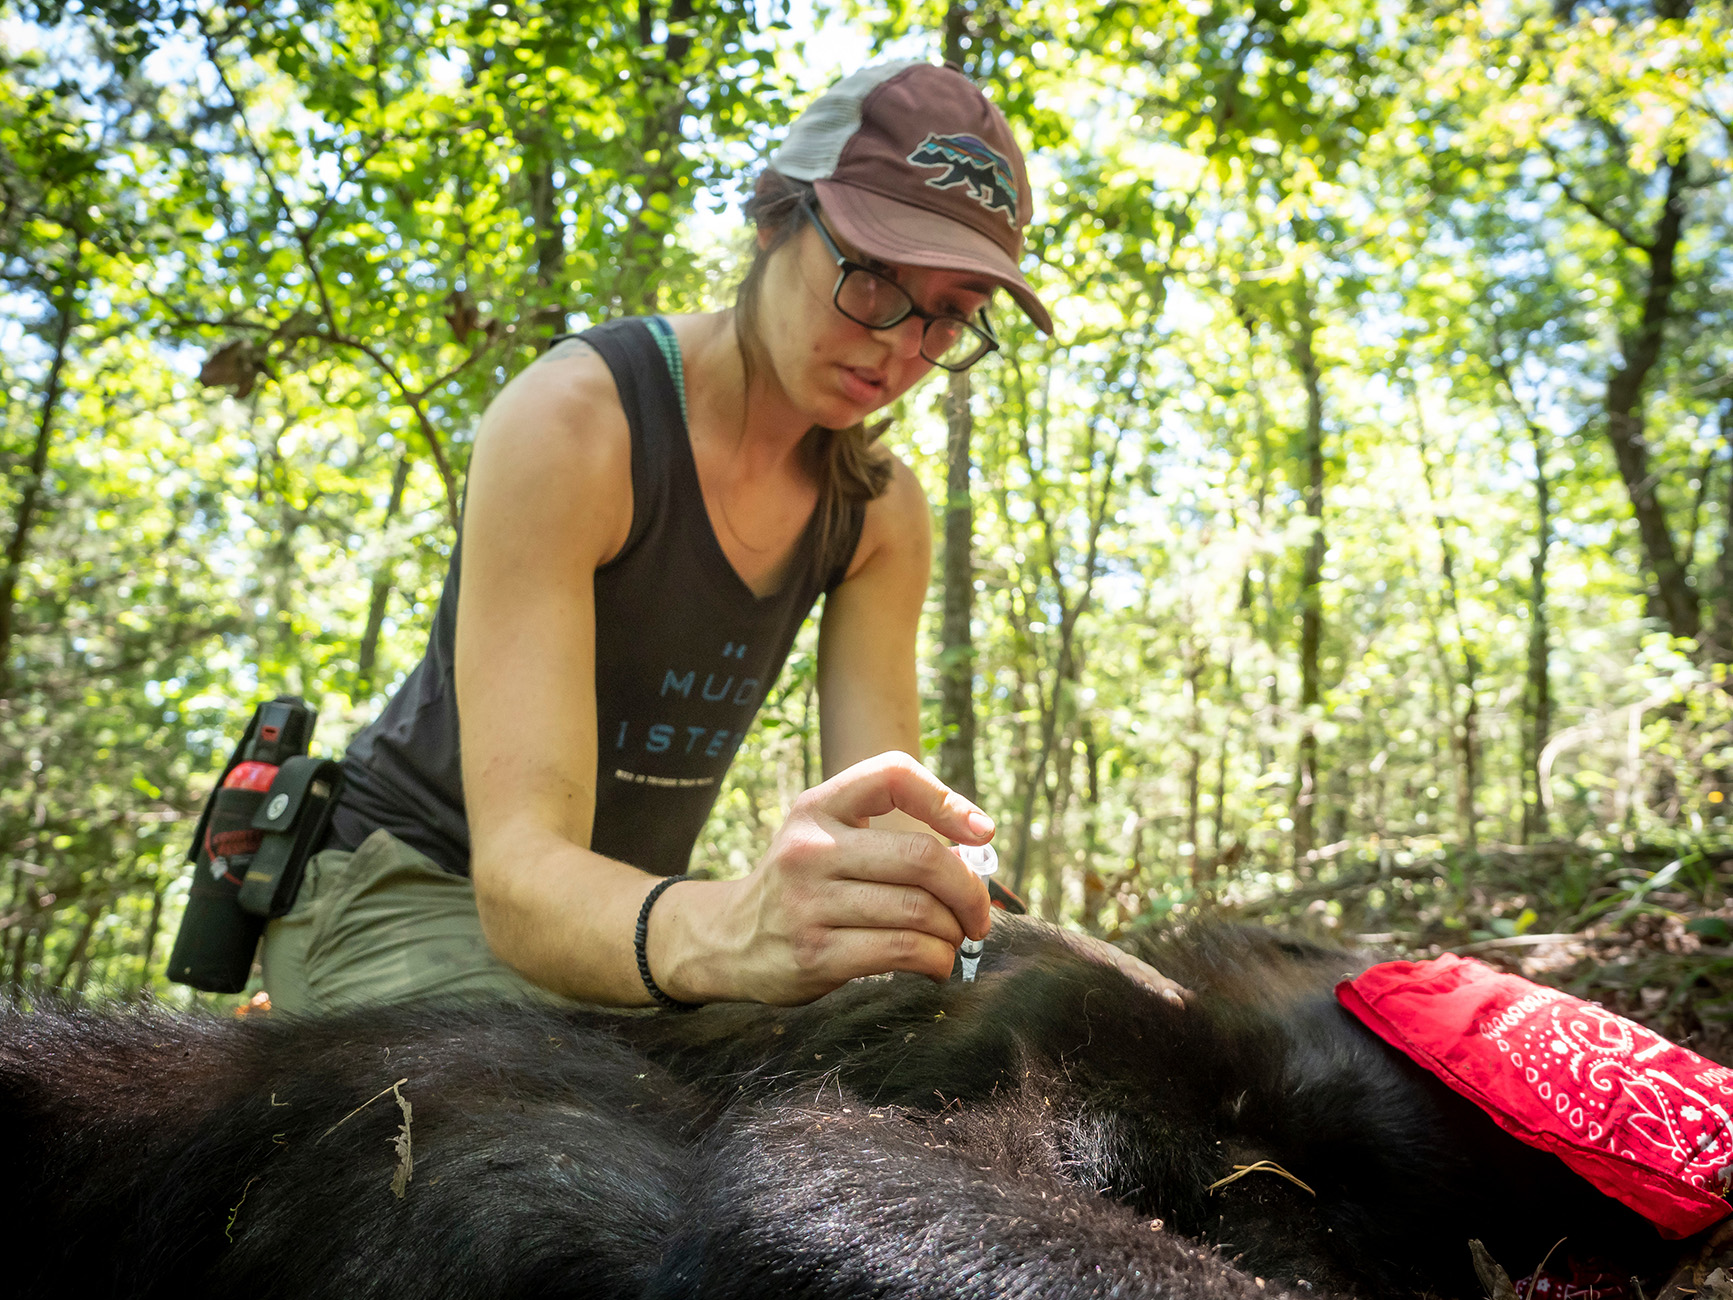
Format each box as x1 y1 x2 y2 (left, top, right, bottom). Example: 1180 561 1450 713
768 60 1054 335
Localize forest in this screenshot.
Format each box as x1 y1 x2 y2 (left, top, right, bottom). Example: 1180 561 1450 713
2 0 1731 1041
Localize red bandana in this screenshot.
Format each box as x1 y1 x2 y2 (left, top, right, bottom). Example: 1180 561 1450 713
1338 954 1733 1238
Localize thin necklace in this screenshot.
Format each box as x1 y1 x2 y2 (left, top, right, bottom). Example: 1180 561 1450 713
707 316 785 555
715 486 776 554
710 437 778 554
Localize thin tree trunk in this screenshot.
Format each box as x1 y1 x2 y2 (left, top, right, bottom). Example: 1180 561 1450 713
1488 333 1557 839
0 272 78 697
1039 721 1078 922
936 5 980 794
1412 397 1480 851
525 148 568 336
136 881 165 998
356 452 413 694
1713 398 1733 661
1524 424 1554 842
5 911 28 988
22 924 44 992
1211 649 1233 866
801 670 816 791
73 929 105 997
615 0 696 315
1599 159 1698 639
1008 431 1120 898
938 370 978 801
1013 635 1079 905
1184 637 1204 888
51 907 97 990
1080 721 1107 933
1288 295 1326 864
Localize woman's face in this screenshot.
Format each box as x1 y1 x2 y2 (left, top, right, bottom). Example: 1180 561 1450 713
754 209 995 429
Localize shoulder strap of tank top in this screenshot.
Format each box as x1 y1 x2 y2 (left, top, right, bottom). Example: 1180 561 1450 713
568 316 862 596
573 316 685 564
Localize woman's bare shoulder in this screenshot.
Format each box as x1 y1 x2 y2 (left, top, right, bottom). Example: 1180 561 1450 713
478 338 627 459
844 450 930 580
467 338 634 561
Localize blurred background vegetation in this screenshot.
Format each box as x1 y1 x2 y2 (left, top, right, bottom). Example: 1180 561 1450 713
4 0 1733 1041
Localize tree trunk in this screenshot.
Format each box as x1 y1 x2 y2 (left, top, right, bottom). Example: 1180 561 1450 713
801 671 816 792
1413 399 1481 851
1184 637 1204 888
1211 649 1233 866
0 273 78 698
73 928 106 997
356 452 413 694
22 924 44 993
5 910 28 988
615 0 696 316
51 906 97 991
1039 721 1078 922
1600 159 1698 640
525 148 569 336
1712 398 1733 661
938 371 979 801
1523 424 1554 843
1007 440 1120 898
1289 296 1326 864
136 881 165 998
1012 635 1078 903
935 4 979 791
1080 721 1106 933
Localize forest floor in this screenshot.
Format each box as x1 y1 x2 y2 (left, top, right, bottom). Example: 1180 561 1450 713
1206 836 1733 1064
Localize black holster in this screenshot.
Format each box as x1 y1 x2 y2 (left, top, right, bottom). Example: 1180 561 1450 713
165 697 344 993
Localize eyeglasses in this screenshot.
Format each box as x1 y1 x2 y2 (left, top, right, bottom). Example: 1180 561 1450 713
799 199 999 373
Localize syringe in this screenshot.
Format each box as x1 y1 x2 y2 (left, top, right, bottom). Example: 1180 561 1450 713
956 843 997 983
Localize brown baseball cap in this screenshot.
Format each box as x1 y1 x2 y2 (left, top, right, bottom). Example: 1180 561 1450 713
769 61 1053 335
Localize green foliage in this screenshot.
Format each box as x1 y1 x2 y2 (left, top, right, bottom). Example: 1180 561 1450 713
3 0 1732 1005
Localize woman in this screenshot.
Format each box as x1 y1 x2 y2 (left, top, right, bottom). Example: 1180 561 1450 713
260 60 1057 1014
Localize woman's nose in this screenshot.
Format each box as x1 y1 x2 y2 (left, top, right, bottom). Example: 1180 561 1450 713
877 314 926 360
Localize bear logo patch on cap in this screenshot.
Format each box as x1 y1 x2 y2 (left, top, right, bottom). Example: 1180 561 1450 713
906 133 1019 226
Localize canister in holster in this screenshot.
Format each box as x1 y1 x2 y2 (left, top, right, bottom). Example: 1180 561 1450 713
166 696 341 993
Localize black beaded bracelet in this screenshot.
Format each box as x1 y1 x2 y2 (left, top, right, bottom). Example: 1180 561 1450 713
634 874 700 1011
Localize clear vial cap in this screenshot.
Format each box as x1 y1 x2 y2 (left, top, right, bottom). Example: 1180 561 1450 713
957 843 998 876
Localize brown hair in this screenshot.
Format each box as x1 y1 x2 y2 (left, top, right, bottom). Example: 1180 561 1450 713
735 168 895 585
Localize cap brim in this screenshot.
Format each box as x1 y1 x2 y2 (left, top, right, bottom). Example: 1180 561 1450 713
814 179 1054 336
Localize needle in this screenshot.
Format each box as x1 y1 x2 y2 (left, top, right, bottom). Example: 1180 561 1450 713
956 843 997 982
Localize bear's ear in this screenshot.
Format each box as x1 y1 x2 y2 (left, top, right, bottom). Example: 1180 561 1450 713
1339 954 1733 1240
1058 931 1191 1007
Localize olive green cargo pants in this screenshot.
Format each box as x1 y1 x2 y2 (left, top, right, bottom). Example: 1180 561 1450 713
260 829 569 1015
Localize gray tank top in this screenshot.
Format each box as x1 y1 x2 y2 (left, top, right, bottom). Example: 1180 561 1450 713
328 316 865 877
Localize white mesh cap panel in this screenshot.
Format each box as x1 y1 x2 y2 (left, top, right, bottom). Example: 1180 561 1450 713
767 60 926 180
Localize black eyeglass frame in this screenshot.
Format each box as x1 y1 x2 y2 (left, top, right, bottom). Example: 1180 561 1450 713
798 199 999 373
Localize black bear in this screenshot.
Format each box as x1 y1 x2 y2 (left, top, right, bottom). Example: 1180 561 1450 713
0 917 1675 1299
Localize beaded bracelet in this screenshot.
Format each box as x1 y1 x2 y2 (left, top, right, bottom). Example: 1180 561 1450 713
634 874 700 1011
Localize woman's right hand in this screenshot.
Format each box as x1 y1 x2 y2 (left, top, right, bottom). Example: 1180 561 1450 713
650 751 996 1005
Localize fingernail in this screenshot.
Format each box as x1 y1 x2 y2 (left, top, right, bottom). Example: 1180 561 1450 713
1161 988 1185 1009
967 810 994 837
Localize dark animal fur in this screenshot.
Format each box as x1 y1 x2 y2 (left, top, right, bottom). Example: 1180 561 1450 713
0 918 1672 1299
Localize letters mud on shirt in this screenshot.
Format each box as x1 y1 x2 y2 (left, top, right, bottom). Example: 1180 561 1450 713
329 316 865 878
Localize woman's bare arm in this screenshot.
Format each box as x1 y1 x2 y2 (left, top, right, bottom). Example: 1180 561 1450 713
457 351 992 1006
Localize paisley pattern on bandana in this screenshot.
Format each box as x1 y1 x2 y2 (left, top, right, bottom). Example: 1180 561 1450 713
1482 989 1733 1187
1338 953 1733 1238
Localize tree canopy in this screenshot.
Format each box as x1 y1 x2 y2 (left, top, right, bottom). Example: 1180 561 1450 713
3 0 1731 1029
